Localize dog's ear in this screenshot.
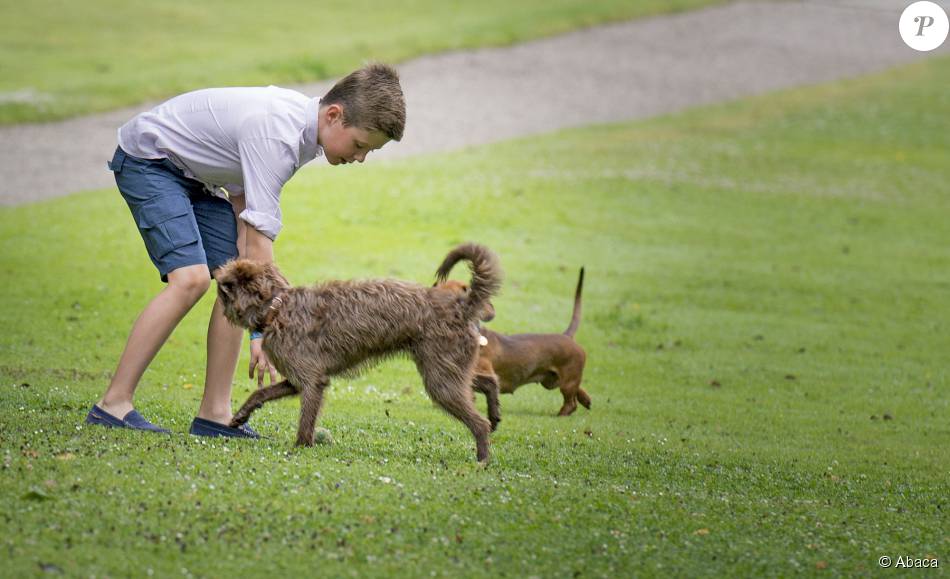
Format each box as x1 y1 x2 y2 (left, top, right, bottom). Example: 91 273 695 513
218 279 233 298
232 259 265 284
249 263 289 301
263 262 291 289
215 260 239 297
481 300 496 323
438 280 470 293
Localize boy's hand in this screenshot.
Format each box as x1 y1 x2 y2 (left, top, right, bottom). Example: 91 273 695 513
249 338 279 388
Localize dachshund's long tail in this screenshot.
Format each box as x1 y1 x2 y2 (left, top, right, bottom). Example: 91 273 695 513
564 267 585 338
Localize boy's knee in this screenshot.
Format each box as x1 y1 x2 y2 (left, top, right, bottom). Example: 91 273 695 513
168 266 211 300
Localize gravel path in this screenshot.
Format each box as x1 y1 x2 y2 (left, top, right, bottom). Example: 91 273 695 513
0 0 944 205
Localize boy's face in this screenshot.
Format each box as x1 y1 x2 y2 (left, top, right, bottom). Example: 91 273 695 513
318 104 390 165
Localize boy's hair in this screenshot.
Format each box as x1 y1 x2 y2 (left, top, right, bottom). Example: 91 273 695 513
321 63 405 141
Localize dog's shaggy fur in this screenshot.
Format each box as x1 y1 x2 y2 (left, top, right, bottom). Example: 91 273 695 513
217 243 502 462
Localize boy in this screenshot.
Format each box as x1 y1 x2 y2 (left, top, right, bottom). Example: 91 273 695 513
85 63 405 437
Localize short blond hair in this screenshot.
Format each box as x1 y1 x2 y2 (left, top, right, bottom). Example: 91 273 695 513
321 63 405 141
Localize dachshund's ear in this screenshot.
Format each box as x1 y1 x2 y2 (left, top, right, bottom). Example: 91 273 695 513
438 280 470 294
481 301 496 322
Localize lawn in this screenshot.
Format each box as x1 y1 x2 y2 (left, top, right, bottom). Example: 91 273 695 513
1 55 948 576
0 0 727 124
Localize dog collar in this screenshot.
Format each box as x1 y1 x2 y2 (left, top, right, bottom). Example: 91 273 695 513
255 290 286 332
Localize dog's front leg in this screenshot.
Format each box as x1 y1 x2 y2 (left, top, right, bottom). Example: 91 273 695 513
296 378 329 447
472 374 502 432
230 380 297 427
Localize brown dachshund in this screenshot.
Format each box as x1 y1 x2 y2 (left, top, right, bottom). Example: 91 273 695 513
441 268 590 418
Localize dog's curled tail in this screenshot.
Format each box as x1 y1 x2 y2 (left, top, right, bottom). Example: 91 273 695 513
564 267 585 338
435 242 503 321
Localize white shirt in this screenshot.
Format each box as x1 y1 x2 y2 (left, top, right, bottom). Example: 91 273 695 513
118 86 323 240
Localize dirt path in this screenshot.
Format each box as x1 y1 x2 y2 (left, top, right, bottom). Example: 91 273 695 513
0 0 943 205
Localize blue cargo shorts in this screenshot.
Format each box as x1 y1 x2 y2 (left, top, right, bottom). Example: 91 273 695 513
108 146 238 283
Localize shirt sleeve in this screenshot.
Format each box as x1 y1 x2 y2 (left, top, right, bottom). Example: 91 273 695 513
237 137 297 240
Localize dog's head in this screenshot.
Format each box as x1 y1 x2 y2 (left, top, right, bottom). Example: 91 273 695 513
215 259 291 329
436 279 495 322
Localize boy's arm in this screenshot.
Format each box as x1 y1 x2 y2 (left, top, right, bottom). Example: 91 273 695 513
230 194 248 257
229 192 278 387
244 225 274 263
230 193 274 263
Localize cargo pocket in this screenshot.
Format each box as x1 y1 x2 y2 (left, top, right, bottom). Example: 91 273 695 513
107 148 127 172
135 196 200 259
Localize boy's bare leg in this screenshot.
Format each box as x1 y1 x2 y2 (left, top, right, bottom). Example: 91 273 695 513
197 295 242 424
97 265 212 418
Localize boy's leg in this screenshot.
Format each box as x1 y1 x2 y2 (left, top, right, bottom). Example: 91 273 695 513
191 189 244 426
98 264 211 418
197 294 243 424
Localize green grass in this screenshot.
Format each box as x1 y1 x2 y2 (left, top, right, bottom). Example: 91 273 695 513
0 0 727 124
1 57 949 576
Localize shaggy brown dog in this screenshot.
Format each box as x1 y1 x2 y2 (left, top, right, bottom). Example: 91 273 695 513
444 268 590 417
216 243 502 462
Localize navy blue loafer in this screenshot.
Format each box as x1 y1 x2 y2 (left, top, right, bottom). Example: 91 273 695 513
122 409 171 433
85 405 170 434
239 423 260 437
85 404 126 428
189 417 260 439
